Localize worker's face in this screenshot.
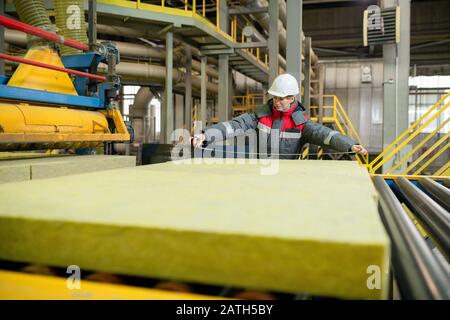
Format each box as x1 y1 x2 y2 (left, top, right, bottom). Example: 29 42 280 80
273 95 295 112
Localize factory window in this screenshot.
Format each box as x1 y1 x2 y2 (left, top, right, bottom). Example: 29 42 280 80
122 85 161 140
122 85 141 116
151 98 161 134
409 76 450 134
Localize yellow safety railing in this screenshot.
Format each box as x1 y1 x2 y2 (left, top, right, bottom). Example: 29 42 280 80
100 0 232 40
239 31 267 67
232 95 367 164
310 95 369 166
232 93 264 115
103 1 269 68
368 92 450 175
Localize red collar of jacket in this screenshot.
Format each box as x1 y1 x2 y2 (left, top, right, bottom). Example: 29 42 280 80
271 100 299 118
258 100 309 132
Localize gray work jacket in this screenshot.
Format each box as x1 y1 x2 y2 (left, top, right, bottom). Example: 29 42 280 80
204 100 357 160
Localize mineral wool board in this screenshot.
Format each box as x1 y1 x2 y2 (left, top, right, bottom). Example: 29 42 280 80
0 155 136 183
0 160 389 299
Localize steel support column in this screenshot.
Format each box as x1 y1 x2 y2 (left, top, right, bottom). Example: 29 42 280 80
218 0 230 122
268 0 279 86
162 31 174 143
286 0 302 99
201 55 207 127
304 37 312 112
397 0 411 168
218 54 230 122
185 45 192 132
88 0 97 50
0 0 5 75
382 0 411 173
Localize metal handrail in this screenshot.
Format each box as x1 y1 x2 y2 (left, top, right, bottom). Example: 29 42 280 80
368 92 450 173
370 101 449 173
386 118 450 174
104 0 230 39
303 95 368 165
113 1 269 66
403 134 449 176
329 96 368 165
434 161 450 176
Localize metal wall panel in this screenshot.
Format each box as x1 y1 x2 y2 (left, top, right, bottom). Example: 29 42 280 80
323 59 384 153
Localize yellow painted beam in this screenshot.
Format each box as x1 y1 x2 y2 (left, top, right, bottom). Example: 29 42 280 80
370 173 448 181
0 270 218 300
434 161 450 176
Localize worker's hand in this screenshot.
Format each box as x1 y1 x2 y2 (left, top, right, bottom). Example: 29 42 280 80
191 133 206 148
351 144 368 155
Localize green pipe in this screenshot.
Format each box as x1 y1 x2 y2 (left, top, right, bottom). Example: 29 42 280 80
54 0 88 55
12 0 55 47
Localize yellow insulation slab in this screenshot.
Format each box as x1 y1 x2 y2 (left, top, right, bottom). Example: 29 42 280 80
0 155 136 183
0 160 389 299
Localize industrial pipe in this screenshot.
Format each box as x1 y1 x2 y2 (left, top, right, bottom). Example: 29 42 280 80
4 29 220 79
373 176 450 300
396 177 450 259
419 177 450 212
0 15 89 51
95 23 219 65
445 179 450 189
98 62 219 94
241 23 286 70
239 0 287 52
130 86 154 144
12 0 55 47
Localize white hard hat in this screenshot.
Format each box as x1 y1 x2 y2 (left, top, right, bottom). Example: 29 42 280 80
268 73 299 97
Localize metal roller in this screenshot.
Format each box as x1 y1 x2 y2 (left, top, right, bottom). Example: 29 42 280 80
444 178 450 189
420 177 450 212
396 177 450 259
373 176 450 300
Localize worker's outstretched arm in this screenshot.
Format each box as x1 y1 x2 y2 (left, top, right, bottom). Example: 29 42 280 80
302 120 367 155
192 113 258 148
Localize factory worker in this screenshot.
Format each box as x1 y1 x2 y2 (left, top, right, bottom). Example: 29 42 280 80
192 73 367 160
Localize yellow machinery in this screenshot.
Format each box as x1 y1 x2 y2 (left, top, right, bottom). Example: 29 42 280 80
0 17 129 151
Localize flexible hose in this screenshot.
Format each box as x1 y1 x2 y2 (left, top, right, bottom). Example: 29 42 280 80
54 0 88 55
12 0 55 47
